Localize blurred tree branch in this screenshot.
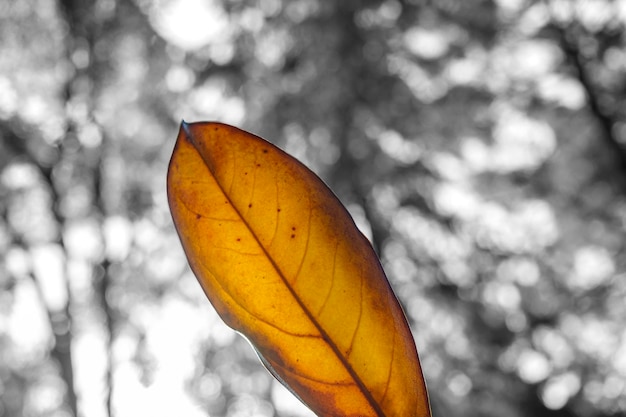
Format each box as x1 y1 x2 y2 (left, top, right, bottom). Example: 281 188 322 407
55 0 117 414
0 121 78 417
549 22 626 174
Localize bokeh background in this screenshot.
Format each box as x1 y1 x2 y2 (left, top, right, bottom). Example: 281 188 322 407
1 0 626 416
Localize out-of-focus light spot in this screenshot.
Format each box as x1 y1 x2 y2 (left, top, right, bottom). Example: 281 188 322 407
484 281 522 311
569 245 615 290
78 122 103 148
377 129 422 165
549 0 574 23
63 219 103 262
444 331 472 359
285 0 319 23
271 379 316 416
209 41 236 65
283 123 309 164
74 329 108 417
189 80 246 125
422 353 444 379
393 207 471 262
24 374 66 416
602 375 626 399
583 379 604 404
517 348 552 383
356 0 402 28
67 97 90 124
404 27 450 60
165 65 195 93
472 200 558 254
505 311 528 332
71 47 90 70
150 0 230 51
197 372 222 401
103 216 132 261
148 249 186 284
576 0 613 32
8 187 58 243
309 127 340 166
561 314 616 360
501 40 561 79
260 0 282 17
256 29 290 68
446 54 485 86
386 255 419 285
429 152 468 181
239 7 265 33
541 372 581 409
460 137 490 172
20 95 48 124
59 183 92 219
113 35 148 85
387 55 449 102
371 183 400 213
31 244 67 312
614 339 626 376
1 162 39 189
433 182 481 220
537 74 586 109
605 47 626 71
228 394 274 417
7 279 52 361
495 0 526 14
447 371 472 397
66 259 93 300
5 246 31 277
618 0 626 21
518 2 550 34
112 329 138 363
134 218 161 252
491 110 556 173
441 259 475 287
533 326 575 369
497 257 540 286
0 75 18 117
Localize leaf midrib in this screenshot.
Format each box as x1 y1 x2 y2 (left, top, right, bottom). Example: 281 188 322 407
193 138 386 417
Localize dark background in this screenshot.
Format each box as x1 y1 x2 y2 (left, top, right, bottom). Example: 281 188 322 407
1 0 625 416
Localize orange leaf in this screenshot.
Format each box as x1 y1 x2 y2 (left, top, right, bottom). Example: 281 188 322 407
167 121 430 416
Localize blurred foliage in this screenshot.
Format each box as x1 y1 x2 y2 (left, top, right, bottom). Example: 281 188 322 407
1 0 626 416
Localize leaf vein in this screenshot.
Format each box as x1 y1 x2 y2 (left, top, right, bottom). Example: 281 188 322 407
271 360 355 387
317 240 339 317
290 194 312 285
346 266 364 357
380 328 395 406
196 255 321 339
189 137 386 416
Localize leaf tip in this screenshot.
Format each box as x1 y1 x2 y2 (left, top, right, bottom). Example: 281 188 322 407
180 119 192 137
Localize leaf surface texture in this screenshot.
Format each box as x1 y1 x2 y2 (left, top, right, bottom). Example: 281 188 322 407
167 122 430 416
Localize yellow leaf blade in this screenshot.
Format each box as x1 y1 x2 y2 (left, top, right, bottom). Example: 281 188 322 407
167 121 430 416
